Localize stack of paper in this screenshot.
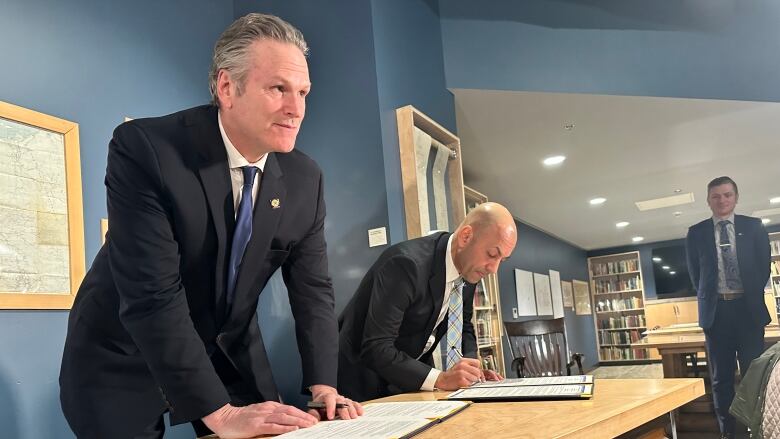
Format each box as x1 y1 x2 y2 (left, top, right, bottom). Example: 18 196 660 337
276 400 470 439
446 375 594 401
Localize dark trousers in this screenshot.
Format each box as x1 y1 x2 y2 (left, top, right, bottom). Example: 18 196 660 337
704 298 766 435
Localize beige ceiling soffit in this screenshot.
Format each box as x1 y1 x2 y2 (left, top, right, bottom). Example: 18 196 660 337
635 193 695 211
751 207 780 217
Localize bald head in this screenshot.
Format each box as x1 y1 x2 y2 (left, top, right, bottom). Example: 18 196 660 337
452 202 517 283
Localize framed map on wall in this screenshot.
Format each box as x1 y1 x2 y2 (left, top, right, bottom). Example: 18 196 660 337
0 100 85 309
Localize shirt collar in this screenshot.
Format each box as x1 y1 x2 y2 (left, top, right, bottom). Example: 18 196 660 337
445 233 460 285
218 111 268 171
712 212 735 225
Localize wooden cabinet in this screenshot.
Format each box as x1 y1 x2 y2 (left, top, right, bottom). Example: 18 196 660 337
645 299 698 329
588 251 650 363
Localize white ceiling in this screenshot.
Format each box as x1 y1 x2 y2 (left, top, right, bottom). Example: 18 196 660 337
453 89 780 250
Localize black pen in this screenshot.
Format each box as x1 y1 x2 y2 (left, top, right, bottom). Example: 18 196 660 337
307 401 349 409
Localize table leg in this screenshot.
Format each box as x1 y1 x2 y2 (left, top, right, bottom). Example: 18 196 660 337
669 409 678 439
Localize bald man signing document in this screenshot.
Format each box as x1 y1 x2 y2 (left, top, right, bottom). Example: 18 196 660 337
338 203 517 401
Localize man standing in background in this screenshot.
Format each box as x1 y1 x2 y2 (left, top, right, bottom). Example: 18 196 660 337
686 176 771 439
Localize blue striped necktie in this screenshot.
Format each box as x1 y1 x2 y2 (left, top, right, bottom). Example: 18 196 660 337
226 166 259 312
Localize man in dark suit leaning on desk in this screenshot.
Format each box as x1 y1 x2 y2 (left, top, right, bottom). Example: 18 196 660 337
686 176 771 439
59 13 362 439
338 202 516 402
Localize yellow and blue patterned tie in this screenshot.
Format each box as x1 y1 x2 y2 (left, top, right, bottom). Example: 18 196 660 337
445 278 465 370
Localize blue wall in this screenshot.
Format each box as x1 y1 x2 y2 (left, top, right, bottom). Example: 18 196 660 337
439 0 780 102
500 220 596 372
0 1 232 437
370 0 456 244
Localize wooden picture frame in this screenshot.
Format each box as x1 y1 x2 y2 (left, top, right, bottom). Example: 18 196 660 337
0 101 85 309
396 105 466 239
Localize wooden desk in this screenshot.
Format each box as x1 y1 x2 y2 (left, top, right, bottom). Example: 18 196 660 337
634 328 780 377
367 379 703 439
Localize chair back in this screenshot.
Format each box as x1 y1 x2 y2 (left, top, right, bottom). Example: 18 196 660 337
504 318 572 377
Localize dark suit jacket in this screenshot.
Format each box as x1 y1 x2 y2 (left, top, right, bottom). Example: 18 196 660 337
60 105 338 426
686 214 771 330
337 232 477 402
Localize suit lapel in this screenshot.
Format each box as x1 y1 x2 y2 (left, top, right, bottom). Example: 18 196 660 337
734 214 747 269
703 219 717 265
192 107 234 316
226 153 286 326
425 232 451 335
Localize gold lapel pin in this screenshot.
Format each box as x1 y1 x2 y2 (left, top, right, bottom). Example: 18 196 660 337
270 198 281 209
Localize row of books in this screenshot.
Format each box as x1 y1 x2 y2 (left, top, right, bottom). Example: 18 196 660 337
473 280 491 307
475 314 493 339
771 240 780 256
595 296 643 312
594 276 641 293
598 329 642 345
600 346 649 361
771 260 780 276
591 259 639 275
598 315 646 329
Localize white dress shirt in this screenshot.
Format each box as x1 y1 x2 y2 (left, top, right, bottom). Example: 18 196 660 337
218 112 267 216
419 233 462 391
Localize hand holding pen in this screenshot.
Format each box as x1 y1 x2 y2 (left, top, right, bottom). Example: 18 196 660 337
453 347 486 383
433 347 486 390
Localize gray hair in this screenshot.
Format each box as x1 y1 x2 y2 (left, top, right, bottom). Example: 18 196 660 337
208 13 309 107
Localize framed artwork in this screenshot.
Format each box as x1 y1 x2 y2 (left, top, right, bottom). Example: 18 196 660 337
514 268 536 316
549 269 564 318
561 280 574 309
0 100 85 309
573 279 592 316
533 273 553 315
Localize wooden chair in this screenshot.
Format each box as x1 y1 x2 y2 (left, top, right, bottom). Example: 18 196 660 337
504 318 584 378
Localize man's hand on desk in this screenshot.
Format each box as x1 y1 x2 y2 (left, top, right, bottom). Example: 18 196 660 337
309 384 364 421
434 358 484 390
201 402 317 438
483 369 503 381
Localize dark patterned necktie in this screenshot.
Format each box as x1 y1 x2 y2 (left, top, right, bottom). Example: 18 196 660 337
226 166 259 312
718 220 741 289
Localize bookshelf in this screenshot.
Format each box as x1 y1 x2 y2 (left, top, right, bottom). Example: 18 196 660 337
771 232 780 321
588 251 650 363
464 185 505 376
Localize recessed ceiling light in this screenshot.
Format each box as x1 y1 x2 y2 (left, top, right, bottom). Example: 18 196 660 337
632 236 644 242
673 211 682 217
771 197 780 204
674 189 682 193
763 218 771 224
662 265 670 270
542 155 566 166
652 257 662 262
615 221 630 228
590 197 607 205
669 271 676 275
